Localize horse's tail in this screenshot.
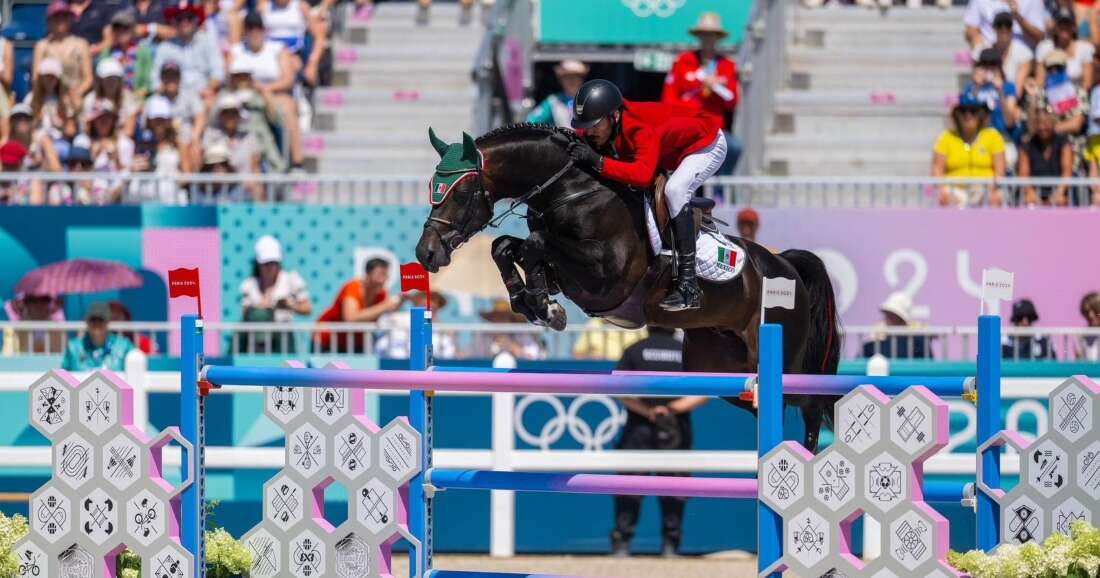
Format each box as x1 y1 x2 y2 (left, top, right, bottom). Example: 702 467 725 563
779 249 841 376
779 249 842 451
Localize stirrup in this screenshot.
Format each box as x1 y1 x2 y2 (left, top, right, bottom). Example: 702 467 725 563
660 278 701 312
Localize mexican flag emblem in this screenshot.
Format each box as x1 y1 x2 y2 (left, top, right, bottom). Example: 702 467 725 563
717 246 738 269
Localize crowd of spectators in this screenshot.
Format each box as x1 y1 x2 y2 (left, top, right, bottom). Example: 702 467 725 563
933 0 1100 206
0 0 335 205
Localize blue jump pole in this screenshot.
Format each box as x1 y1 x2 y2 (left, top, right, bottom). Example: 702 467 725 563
179 314 204 578
976 314 1002 551
408 307 432 578
757 323 784 578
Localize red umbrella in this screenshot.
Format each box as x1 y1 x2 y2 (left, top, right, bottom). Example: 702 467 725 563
15 259 143 297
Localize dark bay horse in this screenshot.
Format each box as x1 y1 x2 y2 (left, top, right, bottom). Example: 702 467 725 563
415 124 840 451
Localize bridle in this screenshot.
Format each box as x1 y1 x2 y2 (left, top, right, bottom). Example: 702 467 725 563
425 145 577 254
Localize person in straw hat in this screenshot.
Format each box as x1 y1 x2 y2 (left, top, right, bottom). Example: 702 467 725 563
662 12 741 175
861 292 933 359
527 59 590 128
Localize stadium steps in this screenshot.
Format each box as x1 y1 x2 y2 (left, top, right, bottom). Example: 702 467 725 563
305 1 479 175
764 5 967 176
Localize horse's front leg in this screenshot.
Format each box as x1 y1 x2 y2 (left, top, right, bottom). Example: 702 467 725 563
519 232 567 331
491 235 540 323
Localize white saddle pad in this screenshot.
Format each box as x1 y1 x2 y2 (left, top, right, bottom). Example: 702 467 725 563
645 203 745 283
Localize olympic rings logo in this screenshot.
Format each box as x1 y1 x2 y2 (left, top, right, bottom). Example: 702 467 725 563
620 0 687 18
514 395 627 451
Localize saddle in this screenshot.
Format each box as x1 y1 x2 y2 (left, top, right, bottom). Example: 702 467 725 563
646 172 717 251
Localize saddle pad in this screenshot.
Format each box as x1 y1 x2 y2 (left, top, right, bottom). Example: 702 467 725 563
645 204 746 283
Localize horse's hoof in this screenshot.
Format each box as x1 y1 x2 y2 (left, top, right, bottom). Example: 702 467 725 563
547 302 567 332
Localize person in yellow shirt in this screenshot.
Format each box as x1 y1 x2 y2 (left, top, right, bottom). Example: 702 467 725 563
932 92 1006 207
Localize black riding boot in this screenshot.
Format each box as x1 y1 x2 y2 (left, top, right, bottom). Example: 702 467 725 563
660 208 702 312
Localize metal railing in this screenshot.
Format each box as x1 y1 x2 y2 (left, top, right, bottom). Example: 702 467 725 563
3 320 1098 362
11 172 1100 207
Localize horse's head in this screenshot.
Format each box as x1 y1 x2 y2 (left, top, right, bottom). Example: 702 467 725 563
416 127 493 272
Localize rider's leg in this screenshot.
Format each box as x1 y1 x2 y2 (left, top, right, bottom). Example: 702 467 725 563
659 130 727 312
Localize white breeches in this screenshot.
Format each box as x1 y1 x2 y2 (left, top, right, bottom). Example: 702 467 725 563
664 129 727 215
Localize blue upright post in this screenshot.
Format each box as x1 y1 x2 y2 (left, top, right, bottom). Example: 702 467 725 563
757 323 784 577
976 314 1002 551
179 315 204 578
408 307 432 578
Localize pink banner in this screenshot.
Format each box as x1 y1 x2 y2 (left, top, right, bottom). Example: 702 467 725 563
715 208 1100 327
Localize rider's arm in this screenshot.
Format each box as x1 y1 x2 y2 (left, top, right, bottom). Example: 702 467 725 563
600 124 660 188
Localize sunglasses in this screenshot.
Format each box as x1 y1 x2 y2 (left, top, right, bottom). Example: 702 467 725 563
1047 64 1067 72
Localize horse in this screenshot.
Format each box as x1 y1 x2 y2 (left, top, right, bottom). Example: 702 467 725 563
415 123 841 452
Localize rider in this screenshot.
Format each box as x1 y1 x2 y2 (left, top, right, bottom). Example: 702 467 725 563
567 79 726 312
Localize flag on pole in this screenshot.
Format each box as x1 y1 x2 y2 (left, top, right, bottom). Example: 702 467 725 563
400 262 432 310
980 268 1014 315
168 267 203 318
763 277 797 310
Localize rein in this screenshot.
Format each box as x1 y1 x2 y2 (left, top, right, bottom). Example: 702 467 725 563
486 160 575 228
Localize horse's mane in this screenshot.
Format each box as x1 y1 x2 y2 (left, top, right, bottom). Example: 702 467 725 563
475 123 578 147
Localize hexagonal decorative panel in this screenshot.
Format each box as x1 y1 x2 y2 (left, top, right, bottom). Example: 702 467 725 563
1002 493 1045 545
812 448 856 513
289 528 327 577
864 452 908 513
288 422 328 479
378 419 421 484
354 477 396 536
888 506 941 571
55 433 95 489
334 422 373 481
785 507 831 573
335 533 373 578
312 387 350 425
1025 436 1070 499
980 376 1100 547
835 387 888 454
1077 440 1100 499
266 386 305 426
29 371 78 438
265 475 306 533
888 387 947 460
1049 378 1094 443
126 489 168 547
1051 496 1091 535
759 442 810 513
145 543 192 578
244 528 282 578
77 375 123 437
58 544 94 578
30 485 72 543
78 487 119 547
13 539 50 578
101 429 145 491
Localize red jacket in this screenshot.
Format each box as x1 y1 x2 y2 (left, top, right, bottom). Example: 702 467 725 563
661 51 739 131
594 100 719 188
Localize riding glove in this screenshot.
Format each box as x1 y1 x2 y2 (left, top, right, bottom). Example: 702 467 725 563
568 141 604 171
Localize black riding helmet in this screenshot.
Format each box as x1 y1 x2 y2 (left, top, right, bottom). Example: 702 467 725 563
571 79 624 130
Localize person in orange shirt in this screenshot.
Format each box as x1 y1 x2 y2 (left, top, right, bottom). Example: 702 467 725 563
316 258 405 352
661 12 741 175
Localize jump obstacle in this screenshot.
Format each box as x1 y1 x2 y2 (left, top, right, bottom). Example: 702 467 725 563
14 308 1100 577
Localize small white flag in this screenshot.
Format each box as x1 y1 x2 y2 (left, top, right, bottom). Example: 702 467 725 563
762 277 797 310
981 268 1014 303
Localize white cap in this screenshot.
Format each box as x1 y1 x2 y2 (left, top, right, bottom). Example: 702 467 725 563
254 235 283 264
215 92 242 113
37 58 63 77
879 291 913 325
144 94 173 120
72 133 91 149
228 59 255 76
96 58 124 79
203 141 231 165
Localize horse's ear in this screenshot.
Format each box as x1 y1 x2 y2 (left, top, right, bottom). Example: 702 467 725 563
461 132 479 163
429 127 449 158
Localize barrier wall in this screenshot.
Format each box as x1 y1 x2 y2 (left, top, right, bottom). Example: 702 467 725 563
12 310 1100 578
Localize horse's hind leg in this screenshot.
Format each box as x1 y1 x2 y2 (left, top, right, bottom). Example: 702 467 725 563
491 236 540 323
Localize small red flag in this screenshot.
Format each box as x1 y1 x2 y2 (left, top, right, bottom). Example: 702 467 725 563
400 262 431 310
168 267 203 318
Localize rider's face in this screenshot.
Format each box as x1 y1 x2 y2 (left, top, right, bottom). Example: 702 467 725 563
583 112 619 148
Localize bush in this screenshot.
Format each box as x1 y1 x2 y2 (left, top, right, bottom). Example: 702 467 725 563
0 512 30 578
949 520 1100 578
